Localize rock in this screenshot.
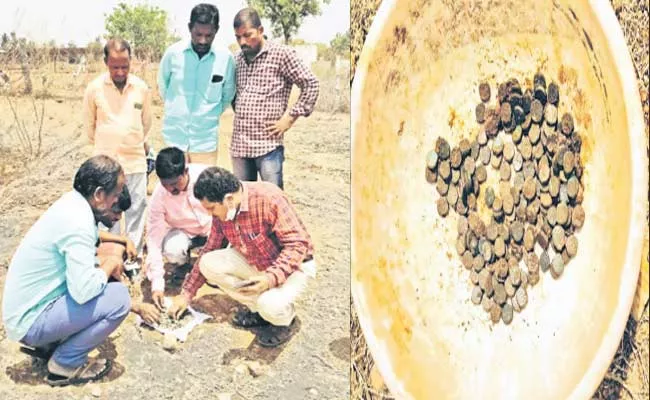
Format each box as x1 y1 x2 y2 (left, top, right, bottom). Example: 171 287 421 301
235 363 249 376
91 387 102 397
309 388 319 396
245 361 264 378
162 332 177 351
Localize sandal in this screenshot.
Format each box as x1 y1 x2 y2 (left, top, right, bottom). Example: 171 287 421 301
231 309 270 328
256 318 298 348
46 358 112 387
19 343 57 360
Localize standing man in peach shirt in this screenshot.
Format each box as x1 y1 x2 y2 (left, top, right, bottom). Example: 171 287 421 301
83 38 152 269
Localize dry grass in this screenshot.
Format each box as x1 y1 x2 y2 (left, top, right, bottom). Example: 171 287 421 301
351 0 383 84
350 0 650 399
0 55 349 187
312 60 351 113
351 299 394 400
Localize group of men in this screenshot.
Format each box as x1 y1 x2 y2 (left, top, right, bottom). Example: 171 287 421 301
1 4 319 386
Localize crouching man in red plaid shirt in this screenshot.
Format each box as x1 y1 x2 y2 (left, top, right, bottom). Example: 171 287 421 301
167 167 315 346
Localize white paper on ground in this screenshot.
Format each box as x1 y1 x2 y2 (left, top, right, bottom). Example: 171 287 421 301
135 297 212 342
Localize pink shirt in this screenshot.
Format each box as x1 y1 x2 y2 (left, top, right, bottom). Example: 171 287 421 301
83 73 152 174
146 164 212 292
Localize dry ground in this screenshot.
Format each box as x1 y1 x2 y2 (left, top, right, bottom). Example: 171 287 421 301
0 66 350 398
350 0 649 399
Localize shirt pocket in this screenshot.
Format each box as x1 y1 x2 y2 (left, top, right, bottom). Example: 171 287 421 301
248 63 283 95
130 100 144 130
205 79 224 103
243 232 279 262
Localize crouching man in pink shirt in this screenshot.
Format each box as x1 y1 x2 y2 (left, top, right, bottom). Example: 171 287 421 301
145 147 212 309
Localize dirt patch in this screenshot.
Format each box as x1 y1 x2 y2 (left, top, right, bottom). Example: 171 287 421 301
0 92 350 398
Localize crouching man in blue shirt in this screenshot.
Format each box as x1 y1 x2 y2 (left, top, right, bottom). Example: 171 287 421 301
1 155 156 386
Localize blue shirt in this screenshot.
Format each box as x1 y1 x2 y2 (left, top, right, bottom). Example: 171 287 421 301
2 191 107 341
158 40 236 153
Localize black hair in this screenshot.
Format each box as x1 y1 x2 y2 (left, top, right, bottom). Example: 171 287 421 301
103 38 131 60
193 167 241 203
155 147 186 180
233 7 262 29
73 155 123 198
190 3 220 29
113 184 131 212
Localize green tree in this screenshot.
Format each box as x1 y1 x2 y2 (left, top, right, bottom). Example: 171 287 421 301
330 30 349 58
248 0 330 44
104 3 178 60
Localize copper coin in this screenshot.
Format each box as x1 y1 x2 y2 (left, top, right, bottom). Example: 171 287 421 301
436 137 450 159
437 197 449 217
471 285 483 305
544 104 558 125
572 205 585 229
566 235 578 257
479 82 491 103
552 225 566 251
547 82 559 105
551 254 564 278
560 113 574 135
531 99 544 122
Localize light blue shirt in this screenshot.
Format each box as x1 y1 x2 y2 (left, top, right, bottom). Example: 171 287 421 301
2 190 107 341
158 40 236 153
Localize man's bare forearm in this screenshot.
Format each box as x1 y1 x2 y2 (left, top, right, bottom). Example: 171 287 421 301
98 231 128 245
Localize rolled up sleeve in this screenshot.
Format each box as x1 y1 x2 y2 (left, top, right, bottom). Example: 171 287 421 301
146 185 170 293
281 48 319 118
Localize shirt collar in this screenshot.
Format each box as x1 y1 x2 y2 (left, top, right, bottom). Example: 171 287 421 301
71 189 98 225
238 182 249 213
185 40 215 58
103 73 131 91
244 40 271 63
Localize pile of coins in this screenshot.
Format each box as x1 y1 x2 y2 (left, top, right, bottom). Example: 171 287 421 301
425 73 585 325
157 305 191 330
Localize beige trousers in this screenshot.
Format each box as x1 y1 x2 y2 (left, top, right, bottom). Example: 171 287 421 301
199 248 314 326
188 151 218 166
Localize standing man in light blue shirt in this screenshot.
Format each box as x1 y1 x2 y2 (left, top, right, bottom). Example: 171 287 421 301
1 156 152 386
158 3 236 166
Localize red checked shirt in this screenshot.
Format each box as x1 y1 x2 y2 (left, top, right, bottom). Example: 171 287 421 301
182 181 314 299
231 41 319 158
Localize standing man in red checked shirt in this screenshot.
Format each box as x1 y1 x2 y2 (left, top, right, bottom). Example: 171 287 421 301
229 8 319 190
168 167 315 347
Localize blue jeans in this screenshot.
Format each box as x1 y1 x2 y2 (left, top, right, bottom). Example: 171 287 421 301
21 282 130 368
232 146 284 189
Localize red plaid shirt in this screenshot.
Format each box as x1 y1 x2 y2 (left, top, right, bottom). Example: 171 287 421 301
182 181 314 298
231 41 319 158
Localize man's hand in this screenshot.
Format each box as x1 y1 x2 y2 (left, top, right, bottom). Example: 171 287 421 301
264 114 296 137
168 295 189 320
111 262 127 283
152 290 165 310
133 302 161 325
124 238 137 262
99 255 124 281
237 275 270 296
